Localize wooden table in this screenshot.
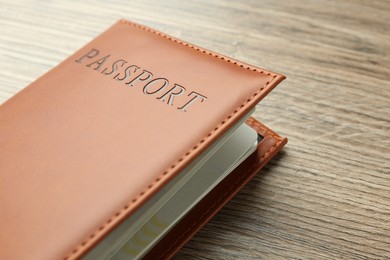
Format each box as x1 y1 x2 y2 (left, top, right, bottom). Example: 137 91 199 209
1 0 389 259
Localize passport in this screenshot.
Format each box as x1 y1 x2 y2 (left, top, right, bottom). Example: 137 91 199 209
0 19 287 259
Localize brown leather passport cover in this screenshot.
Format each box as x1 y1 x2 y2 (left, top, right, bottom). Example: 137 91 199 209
0 19 286 259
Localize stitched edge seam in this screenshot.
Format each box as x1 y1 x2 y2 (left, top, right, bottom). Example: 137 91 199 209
64 21 278 259
159 123 281 258
120 20 277 76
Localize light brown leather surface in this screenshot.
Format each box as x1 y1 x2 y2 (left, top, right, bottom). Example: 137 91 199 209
0 20 285 259
144 117 287 259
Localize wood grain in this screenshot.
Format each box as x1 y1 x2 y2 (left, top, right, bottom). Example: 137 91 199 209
0 0 389 259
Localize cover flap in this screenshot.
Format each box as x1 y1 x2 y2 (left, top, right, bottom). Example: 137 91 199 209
145 117 287 259
0 20 285 259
